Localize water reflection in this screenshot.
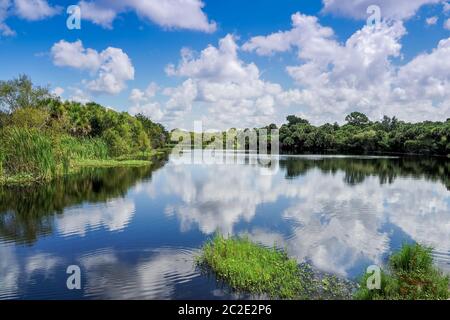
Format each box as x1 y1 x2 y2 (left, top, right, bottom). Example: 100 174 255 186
159 153 450 277
0 152 449 299
0 158 167 244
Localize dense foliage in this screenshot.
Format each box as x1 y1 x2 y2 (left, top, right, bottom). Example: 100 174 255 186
355 243 449 300
0 75 168 181
278 112 450 156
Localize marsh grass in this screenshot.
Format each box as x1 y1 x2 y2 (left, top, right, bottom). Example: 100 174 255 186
73 159 151 168
60 135 109 160
196 234 354 299
1 127 57 179
355 243 450 300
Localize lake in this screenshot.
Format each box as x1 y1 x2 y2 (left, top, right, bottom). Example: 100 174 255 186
1 151 449 299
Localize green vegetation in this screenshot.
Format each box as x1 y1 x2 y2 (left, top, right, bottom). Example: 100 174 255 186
198 237 449 300
196 234 354 299
0 75 169 184
176 112 449 156
355 243 449 300
278 113 450 156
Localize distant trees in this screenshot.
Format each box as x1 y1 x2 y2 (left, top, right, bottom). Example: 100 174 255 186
279 113 450 155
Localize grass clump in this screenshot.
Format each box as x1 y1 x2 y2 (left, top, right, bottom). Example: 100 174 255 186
197 234 304 299
355 243 449 300
195 234 356 299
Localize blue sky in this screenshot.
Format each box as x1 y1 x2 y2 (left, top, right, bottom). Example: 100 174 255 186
1 0 450 130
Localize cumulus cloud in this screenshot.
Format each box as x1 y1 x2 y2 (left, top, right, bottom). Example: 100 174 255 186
161 34 287 129
128 82 164 121
0 0 60 36
51 40 135 95
243 12 450 124
77 0 216 33
14 0 60 21
321 0 443 20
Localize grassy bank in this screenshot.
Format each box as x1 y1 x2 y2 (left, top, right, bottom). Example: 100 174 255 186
196 234 353 299
0 127 167 185
197 235 449 300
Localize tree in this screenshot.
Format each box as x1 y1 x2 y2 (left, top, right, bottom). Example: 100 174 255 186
286 115 309 126
0 75 51 112
345 112 369 127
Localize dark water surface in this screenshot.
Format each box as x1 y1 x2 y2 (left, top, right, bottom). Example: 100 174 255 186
1 152 449 299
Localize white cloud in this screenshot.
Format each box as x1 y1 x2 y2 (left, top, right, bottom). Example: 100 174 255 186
322 0 443 20
445 18 450 29
128 82 164 121
426 16 438 25
443 1 450 12
51 86 64 97
77 0 216 33
162 34 286 129
78 0 116 29
243 13 450 124
0 0 14 36
0 0 60 36
14 0 60 21
51 40 135 95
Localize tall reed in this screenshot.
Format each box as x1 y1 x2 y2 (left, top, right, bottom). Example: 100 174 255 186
1 127 56 179
60 135 109 160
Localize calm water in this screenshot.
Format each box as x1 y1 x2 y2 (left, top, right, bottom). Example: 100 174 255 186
1 152 449 299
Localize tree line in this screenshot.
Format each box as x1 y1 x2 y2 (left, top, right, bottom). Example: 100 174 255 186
275 112 449 155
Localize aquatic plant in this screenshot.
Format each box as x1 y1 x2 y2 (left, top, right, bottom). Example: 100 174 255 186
196 234 353 299
355 243 449 300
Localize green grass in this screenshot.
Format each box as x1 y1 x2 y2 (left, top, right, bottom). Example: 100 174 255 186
355 243 450 300
72 159 151 168
196 234 354 299
0 127 59 179
60 135 108 160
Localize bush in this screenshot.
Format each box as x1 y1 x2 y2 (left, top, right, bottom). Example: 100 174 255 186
355 243 449 300
102 128 131 157
1 127 56 179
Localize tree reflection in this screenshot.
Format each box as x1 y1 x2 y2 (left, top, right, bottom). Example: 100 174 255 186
280 157 450 189
0 156 168 244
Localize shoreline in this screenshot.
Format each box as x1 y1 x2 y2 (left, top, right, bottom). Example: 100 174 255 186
0 149 169 186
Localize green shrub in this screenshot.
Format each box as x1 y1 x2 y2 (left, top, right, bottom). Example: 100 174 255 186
102 128 131 157
1 127 56 179
355 243 449 300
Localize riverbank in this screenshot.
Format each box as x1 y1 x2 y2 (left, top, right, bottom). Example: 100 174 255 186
0 149 168 186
